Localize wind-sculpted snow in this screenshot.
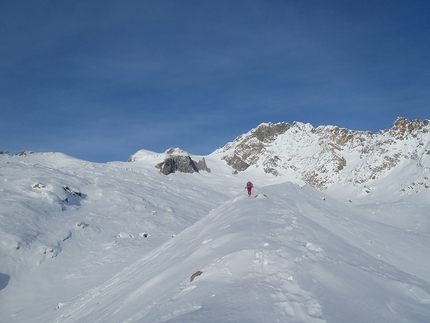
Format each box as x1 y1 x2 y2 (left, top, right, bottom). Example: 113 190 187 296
1 127 430 322
45 184 430 323
0 152 233 322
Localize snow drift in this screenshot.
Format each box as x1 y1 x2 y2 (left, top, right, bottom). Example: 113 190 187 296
1 118 430 322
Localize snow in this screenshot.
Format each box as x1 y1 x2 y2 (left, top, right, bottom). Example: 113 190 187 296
1 151 430 323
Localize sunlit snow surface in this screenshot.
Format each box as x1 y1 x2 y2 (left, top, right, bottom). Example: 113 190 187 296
0 152 429 322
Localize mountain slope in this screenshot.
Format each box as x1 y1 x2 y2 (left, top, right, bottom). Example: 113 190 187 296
214 118 430 194
49 183 430 323
0 152 236 322
1 118 430 322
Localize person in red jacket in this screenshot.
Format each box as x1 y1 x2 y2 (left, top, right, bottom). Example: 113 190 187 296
246 181 254 196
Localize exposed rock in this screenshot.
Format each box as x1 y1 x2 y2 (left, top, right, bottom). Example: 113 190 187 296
220 122 290 172
156 155 208 175
33 183 45 189
222 154 250 171
126 156 136 162
216 117 430 190
190 270 203 282
252 122 290 142
15 151 34 156
63 186 82 197
164 147 189 155
195 157 208 172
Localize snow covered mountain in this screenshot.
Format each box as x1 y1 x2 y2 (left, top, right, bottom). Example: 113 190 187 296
215 117 430 194
1 118 430 323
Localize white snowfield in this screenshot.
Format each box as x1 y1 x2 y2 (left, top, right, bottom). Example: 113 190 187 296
0 150 429 323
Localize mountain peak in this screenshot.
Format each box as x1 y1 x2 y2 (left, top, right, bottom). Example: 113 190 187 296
250 122 291 142
216 117 430 193
388 117 430 139
164 147 190 155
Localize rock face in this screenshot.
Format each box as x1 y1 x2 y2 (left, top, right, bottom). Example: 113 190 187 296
128 118 429 193
156 155 208 175
220 123 291 173
215 117 430 191
127 148 208 175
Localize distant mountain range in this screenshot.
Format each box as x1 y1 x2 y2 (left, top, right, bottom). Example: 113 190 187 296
126 117 430 195
211 117 430 194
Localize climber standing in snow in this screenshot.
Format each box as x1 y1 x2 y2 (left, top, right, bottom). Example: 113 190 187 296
246 181 254 196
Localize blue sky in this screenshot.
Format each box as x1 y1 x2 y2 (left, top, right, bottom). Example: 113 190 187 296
1 1 429 162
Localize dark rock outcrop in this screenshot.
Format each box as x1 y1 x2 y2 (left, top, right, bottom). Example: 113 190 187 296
15 151 34 156
220 122 290 173
156 156 208 175
194 157 208 172
223 154 250 171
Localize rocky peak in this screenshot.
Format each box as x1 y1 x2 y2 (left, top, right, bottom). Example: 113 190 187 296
388 117 429 139
127 148 208 175
216 117 430 192
216 122 292 172
251 122 291 142
164 147 189 155
155 155 208 175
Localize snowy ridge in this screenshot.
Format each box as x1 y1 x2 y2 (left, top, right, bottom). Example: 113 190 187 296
50 184 430 322
1 119 430 322
215 117 430 194
127 147 192 163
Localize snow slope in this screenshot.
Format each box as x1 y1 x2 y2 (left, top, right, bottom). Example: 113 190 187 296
215 118 430 193
1 151 430 322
